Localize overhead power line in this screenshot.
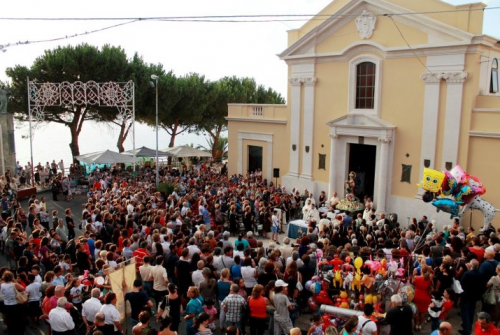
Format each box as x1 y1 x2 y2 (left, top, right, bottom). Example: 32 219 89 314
0 6 499 21
1 6 499 52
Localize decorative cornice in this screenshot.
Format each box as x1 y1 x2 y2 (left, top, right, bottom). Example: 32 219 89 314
225 117 287 124
378 137 392 143
303 77 317 86
420 71 468 84
442 71 468 84
289 76 318 86
421 73 441 84
329 134 339 139
288 78 302 86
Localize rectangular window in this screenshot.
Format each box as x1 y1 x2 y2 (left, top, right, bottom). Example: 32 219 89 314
356 62 376 109
318 154 326 170
401 164 412 183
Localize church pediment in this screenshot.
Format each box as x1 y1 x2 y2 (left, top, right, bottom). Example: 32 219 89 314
327 114 396 139
280 0 475 60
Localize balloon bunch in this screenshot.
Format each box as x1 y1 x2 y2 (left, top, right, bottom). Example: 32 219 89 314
418 165 486 218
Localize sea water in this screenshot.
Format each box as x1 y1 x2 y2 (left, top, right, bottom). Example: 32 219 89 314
13 120 216 167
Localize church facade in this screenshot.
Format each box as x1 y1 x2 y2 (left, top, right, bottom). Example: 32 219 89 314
227 0 500 228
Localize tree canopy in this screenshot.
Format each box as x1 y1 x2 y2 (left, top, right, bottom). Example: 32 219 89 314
6 44 286 160
6 44 158 157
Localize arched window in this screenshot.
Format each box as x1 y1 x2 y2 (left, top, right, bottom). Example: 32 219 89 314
356 62 376 109
491 59 499 94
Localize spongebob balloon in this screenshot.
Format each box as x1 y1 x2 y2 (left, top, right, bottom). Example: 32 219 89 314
418 168 446 193
418 165 499 231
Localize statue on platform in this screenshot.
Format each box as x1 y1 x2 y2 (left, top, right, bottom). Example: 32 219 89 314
337 171 365 212
0 87 10 114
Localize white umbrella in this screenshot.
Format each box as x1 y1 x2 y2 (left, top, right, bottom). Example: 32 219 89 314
124 146 173 158
76 150 139 164
161 145 212 158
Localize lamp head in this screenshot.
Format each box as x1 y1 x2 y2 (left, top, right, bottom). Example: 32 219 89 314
150 74 159 80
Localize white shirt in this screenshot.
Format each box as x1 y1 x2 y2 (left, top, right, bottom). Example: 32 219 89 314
241 266 258 288
187 244 201 259
151 265 168 291
49 307 75 332
286 257 304 268
26 282 42 302
272 215 279 228
139 264 154 282
192 270 205 287
127 204 134 215
70 284 85 304
357 315 377 335
233 250 244 260
100 304 121 331
82 297 102 323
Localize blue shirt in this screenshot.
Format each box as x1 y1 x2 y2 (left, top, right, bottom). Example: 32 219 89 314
185 296 204 328
88 238 95 259
342 215 353 228
231 265 242 279
51 275 66 286
235 239 249 250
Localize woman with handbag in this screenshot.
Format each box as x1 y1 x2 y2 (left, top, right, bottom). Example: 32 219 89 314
0 271 26 335
158 283 182 332
485 264 500 326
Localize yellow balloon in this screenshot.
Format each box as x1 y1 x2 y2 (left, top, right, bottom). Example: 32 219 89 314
354 257 363 270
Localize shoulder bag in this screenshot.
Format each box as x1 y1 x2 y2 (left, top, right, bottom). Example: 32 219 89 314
158 295 170 319
452 277 463 294
483 286 496 305
14 286 28 304
296 272 303 291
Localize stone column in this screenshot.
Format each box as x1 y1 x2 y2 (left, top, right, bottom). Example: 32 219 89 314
441 71 467 169
266 138 273 181
301 77 317 180
0 113 16 175
376 137 391 214
328 133 339 198
288 78 302 177
237 136 243 175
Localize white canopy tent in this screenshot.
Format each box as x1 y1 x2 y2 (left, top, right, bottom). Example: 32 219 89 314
124 146 173 158
76 150 139 164
161 145 212 158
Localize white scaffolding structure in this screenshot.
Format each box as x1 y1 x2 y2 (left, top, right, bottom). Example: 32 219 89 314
26 78 136 182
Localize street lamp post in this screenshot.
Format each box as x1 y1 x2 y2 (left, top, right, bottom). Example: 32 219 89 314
151 75 159 187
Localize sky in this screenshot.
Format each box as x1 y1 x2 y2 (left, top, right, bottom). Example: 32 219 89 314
1 0 500 101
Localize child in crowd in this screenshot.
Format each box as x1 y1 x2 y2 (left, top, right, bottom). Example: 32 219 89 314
439 288 454 322
69 277 85 312
428 291 443 331
202 298 217 331
26 273 42 326
59 254 72 274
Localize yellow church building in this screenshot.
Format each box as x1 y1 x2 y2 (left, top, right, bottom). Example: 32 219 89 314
227 0 500 228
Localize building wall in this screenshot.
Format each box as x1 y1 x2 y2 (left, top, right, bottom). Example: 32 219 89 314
228 0 500 229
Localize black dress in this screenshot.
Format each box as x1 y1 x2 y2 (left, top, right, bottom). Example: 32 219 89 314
159 295 181 331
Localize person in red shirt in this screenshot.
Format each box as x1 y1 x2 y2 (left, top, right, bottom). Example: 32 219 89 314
132 241 149 272
474 312 500 335
329 254 343 271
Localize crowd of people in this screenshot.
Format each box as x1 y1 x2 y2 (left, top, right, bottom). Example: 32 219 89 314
0 159 81 192
0 162 499 335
